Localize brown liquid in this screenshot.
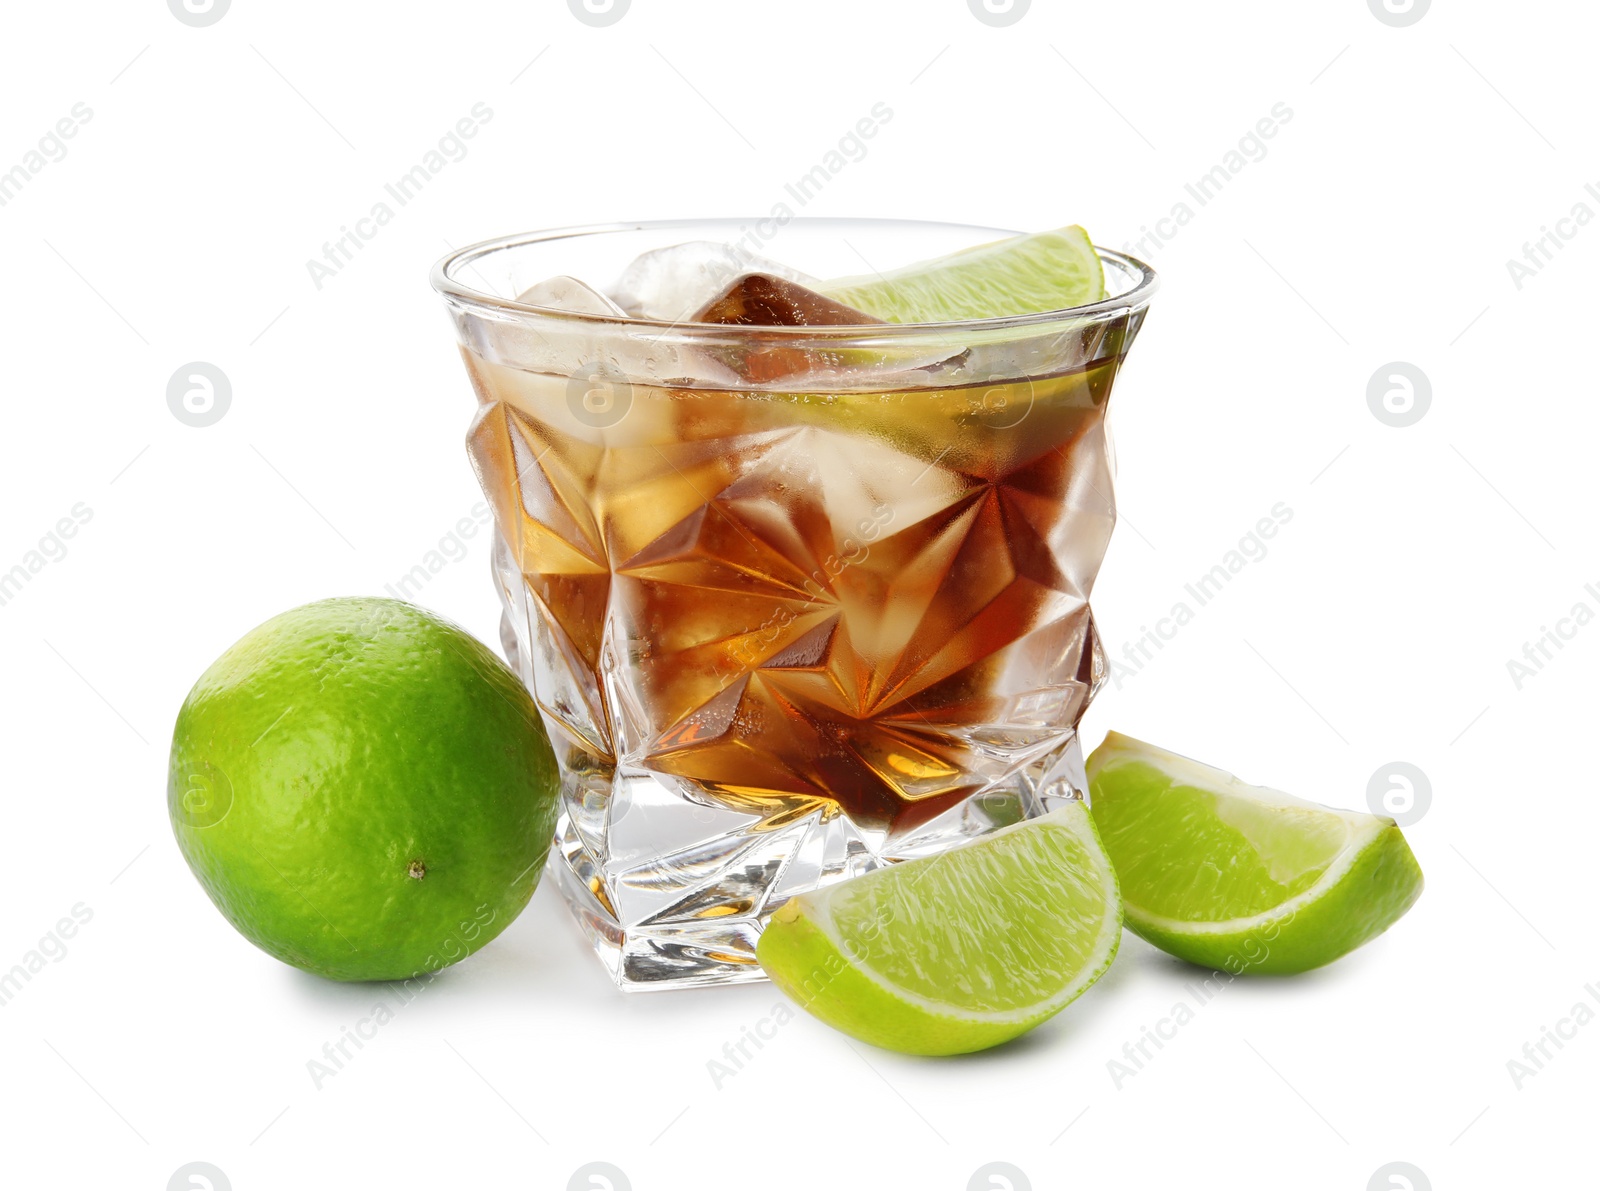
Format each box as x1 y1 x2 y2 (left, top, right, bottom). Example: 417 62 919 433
467 353 1118 835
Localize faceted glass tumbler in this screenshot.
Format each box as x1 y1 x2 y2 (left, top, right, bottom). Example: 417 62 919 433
431 220 1157 989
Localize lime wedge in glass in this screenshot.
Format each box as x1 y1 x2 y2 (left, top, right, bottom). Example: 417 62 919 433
756 801 1122 1056
1086 732 1424 974
818 225 1107 323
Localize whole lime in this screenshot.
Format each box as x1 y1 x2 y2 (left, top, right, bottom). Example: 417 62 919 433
168 597 561 981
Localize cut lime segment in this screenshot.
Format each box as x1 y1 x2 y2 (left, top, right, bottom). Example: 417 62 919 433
818 225 1107 323
756 802 1121 1056
1086 732 1424 975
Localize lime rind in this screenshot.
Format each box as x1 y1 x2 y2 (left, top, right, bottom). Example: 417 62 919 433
1124 824 1422 974
168 598 561 982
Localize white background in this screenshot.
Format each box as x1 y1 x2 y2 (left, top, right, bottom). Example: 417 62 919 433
0 1 1591 1188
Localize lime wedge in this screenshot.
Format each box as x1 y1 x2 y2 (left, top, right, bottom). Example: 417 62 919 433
756 802 1122 1055
817 225 1107 323
1086 732 1424 974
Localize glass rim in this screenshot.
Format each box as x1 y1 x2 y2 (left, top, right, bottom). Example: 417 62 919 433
430 217 1158 339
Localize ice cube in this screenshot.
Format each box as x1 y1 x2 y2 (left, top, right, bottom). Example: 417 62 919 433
609 241 819 322
692 273 884 327
687 273 885 383
516 274 626 317
464 273 704 386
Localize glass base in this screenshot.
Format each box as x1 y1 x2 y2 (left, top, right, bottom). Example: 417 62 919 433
546 746 1090 992
492 531 1101 991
